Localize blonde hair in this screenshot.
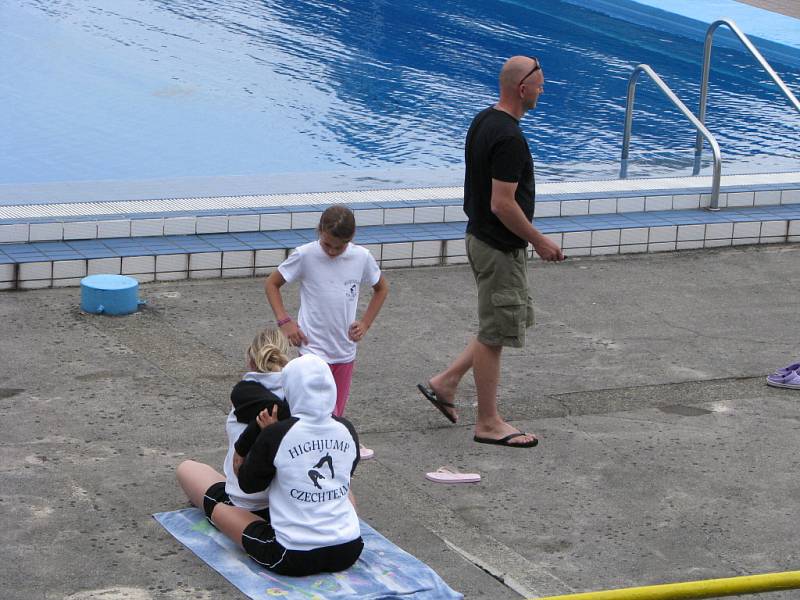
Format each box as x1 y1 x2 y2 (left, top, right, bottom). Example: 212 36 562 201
247 327 290 373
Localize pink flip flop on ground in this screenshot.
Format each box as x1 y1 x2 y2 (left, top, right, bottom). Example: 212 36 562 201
425 467 481 484
359 443 375 460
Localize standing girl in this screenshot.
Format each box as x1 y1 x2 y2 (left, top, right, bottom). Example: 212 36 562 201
264 205 389 459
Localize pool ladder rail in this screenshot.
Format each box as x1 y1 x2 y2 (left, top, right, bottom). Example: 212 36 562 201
620 18 800 211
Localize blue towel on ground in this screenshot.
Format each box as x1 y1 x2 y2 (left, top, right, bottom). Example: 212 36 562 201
153 508 463 600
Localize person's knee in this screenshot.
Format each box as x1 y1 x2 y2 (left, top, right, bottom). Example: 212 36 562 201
176 459 203 486
474 338 503 355
176 459 194 478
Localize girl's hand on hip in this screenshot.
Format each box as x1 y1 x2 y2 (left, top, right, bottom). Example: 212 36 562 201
348 320 368 342
281 320 308 346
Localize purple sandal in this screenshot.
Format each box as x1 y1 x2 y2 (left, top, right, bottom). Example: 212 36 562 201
773 362 800 376
766 369 800 390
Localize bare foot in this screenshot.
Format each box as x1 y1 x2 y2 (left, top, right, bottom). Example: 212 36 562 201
426 377 458 422
428 375 456 403
474 420 537 447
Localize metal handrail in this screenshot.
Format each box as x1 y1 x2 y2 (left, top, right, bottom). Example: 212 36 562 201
620 64 722 210
693 18 800 174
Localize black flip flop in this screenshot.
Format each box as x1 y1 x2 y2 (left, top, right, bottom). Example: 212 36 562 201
416 383 457 424
474 432 538 448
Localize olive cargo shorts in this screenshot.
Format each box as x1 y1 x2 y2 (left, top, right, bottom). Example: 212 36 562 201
466 233 534 348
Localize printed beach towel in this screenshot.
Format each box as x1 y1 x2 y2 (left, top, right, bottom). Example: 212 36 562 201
154 508 463 600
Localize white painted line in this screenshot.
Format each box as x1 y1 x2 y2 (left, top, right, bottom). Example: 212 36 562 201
1 173 797 222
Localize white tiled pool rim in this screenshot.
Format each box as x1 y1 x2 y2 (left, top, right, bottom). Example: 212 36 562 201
1 171 799 289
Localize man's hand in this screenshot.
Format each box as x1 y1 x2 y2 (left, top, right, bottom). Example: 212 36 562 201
532 234 564 262
256 406 278 429
490 179 563 262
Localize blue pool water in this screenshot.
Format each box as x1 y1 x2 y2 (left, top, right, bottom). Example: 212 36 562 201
1 0 799 187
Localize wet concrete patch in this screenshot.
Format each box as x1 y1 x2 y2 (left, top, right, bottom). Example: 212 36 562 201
74 371 117 382
658 404 714 416
0 388 24 399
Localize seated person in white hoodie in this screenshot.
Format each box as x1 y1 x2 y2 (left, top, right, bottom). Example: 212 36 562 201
178 328 290 522
177 353 363 576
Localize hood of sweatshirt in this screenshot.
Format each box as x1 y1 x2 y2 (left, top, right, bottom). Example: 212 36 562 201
281 354 335 421
242 371 283 394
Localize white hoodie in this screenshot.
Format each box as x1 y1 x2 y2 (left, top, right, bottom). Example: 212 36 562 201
238 354 361 551
223 371 284 511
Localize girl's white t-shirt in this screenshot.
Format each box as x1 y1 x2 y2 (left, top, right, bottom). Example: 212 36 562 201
278 240 381 364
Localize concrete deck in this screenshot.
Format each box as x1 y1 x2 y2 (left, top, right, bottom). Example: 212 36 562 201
737 0 800 19
2 242 799 599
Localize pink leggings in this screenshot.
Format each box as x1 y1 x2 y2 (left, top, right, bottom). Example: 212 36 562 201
329 361 355 417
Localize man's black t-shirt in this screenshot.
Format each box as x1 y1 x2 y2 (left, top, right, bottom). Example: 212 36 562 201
463 106 535 251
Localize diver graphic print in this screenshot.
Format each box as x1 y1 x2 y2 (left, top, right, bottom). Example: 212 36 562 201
308 453 334 489
291 447 350 503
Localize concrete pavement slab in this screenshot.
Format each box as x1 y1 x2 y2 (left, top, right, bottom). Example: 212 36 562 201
1 243 799 599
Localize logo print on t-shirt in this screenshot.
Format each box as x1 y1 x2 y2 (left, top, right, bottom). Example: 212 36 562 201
307 453 335 489
344 280 359 301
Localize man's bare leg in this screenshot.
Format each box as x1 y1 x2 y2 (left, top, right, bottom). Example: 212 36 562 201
472 339 537 445
428 338 480 421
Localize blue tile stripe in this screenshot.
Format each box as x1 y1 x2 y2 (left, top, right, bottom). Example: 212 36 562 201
536 204 800 233
2 205 799 264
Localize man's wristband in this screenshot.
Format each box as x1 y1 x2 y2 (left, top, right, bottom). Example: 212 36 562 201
276 316 293 327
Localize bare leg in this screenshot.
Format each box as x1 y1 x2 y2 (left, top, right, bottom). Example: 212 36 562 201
211 503 263 550
472 339 537 446
427 337 481 421
176 460 225 508
176 460 262 550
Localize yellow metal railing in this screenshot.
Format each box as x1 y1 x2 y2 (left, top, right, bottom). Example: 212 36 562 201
533 570 800 600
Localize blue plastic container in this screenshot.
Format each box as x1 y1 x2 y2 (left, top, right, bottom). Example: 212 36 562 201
80 274 143 316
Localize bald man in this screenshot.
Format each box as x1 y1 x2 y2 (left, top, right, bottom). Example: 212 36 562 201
418 56 563 448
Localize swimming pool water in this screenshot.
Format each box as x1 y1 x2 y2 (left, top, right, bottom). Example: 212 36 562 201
2 0 798 187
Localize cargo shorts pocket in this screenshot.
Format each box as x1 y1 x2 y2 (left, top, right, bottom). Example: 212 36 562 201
491 289 526 338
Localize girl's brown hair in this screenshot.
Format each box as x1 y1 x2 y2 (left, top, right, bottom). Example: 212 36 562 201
318 205 356 240
247 327 290 373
